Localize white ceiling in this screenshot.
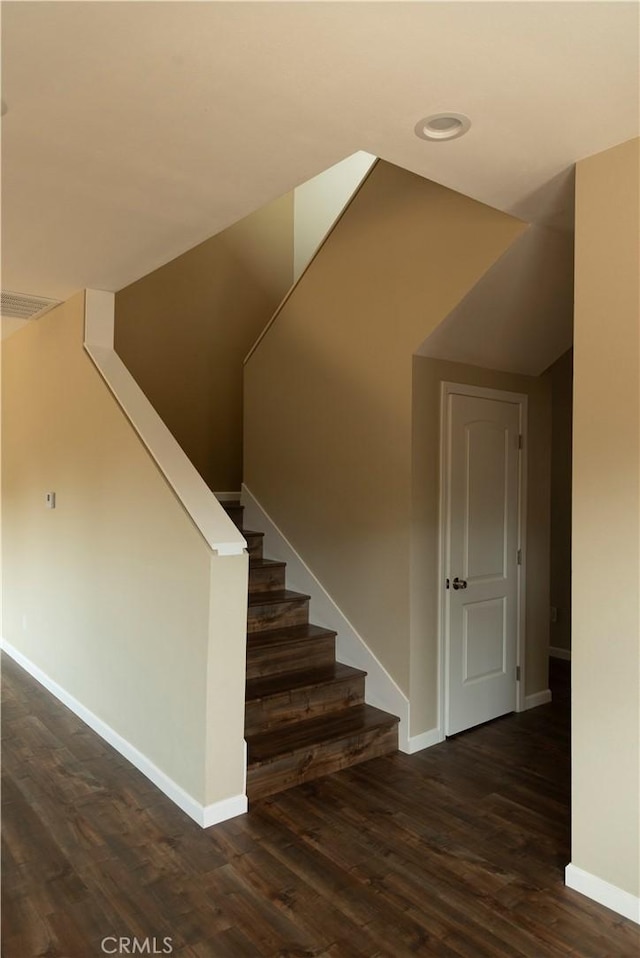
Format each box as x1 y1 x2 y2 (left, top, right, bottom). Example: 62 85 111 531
1 1 638 302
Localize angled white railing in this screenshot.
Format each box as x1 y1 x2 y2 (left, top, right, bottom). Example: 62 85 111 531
83 289 246 556
244 152 377 365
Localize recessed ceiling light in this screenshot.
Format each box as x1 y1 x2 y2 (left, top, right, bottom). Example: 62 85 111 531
415 113 471 142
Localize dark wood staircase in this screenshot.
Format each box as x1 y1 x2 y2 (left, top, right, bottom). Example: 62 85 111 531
222 501 399 802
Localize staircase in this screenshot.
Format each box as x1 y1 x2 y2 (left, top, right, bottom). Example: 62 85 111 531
222 501 399 802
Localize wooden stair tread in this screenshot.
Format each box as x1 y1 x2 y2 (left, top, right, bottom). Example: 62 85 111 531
247 623 337 650
246 663 366 702
239 508 399 798
249 557 286 570
247 704 399 766
248 589 311 607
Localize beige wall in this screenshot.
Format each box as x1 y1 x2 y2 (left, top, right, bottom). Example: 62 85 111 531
548 349 573 653
115 193 294 493
293 151 376 280
572 138 639 897
411 357 551 732
245 160 525 731
1 292 246 806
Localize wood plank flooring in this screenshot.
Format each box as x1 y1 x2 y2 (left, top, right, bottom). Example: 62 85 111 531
2 654 638 957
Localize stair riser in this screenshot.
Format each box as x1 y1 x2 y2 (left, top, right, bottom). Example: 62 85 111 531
248 598 309 634
247 723 398 801
245 535 263 560
245 676 365 736
223 505 244 528
246 636 335 680
249 564 287 595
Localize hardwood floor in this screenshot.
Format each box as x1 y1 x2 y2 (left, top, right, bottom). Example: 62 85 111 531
2 654 638 957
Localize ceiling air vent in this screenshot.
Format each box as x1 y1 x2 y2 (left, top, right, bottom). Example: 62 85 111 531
1 290 61 320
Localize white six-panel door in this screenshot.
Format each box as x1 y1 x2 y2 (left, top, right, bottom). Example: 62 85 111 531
442 385 525 736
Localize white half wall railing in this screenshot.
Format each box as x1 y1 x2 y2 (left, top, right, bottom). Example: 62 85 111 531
293 151 377 282
245 153 377 366
83 289 246 556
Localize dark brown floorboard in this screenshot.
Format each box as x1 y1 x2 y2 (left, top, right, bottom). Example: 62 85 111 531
2 654 638 957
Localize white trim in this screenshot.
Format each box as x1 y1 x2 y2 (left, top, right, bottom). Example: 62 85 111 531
565 863 640 924
406 727 445 754
244 160 378 366
85 287 115 347
523 689 552 710
516 392 528 715
549 645 571 660
438 382 529 735
1 639 247 829
293 151 377 281
436 387 448 743
215 492 242 502
83 290 245 557
241 484 411 751
202 794 248 829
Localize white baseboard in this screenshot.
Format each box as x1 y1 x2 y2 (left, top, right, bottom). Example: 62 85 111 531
549 646 571 661
242 485 411 750
406 727 445 754
566 863 640 924
522 689 552 710
215 491 242 502
1 639 247 829
202 793 248 828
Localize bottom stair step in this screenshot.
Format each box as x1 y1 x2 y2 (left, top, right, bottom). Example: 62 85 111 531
246 704 399 802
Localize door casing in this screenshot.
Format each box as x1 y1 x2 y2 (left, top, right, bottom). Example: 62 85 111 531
437 381 528 737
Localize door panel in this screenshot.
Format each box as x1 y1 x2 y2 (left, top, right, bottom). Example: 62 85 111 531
465 422 509 581
463 597 507 683
445 390 521 736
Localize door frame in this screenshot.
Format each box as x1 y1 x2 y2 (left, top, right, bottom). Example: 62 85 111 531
437 381 528 737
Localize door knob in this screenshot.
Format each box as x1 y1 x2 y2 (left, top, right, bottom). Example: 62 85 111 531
452 577 468 590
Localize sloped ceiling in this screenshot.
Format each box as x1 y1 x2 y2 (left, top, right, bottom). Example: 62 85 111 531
1 1 638 303
417 224 575 375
